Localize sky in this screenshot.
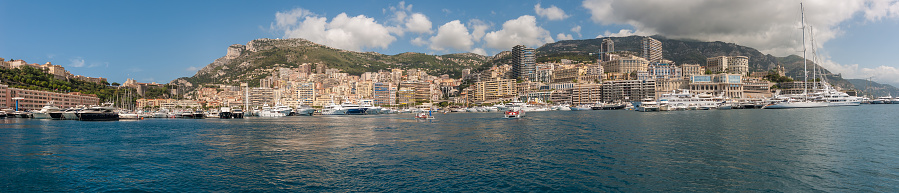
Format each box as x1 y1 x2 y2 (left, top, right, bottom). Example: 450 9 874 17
2 0 899 86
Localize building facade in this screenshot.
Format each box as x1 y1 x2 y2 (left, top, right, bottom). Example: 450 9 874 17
706 56 749 75
0 84 101 110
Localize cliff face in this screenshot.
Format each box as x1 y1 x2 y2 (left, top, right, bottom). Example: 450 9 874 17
170 38 489 90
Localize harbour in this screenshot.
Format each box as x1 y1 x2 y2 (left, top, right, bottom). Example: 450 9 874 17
1 105 897 192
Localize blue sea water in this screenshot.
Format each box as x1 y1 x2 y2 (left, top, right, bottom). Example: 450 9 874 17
1 105 898 192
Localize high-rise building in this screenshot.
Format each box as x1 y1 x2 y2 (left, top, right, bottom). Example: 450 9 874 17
642 37 663 63
600 38 615 62
373 82 396 106
295 82 316 105
512 45 536 81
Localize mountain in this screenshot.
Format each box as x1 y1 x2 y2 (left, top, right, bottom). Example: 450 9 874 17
537 35 857 90
173 36 876 93
846 79 899 97
171 38 490 88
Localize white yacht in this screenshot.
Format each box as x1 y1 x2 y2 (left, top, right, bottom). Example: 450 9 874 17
295 105 316 116
320 103 347 115
872 96 891 104
658 90 722 110
32 103 63 119
258 104 287 117
636 98 659 112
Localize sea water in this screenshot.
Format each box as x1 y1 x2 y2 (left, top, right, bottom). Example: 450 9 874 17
1 105 897 192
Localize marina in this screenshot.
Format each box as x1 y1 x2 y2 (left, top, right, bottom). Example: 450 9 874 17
1 105 897 192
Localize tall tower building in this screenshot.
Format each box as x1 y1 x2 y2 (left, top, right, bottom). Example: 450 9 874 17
600 38 615 62
642 37 663 63
512 45 536 81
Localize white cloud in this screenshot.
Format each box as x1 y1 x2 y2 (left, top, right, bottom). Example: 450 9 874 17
863 0 899 21
273 8 396 51
411 37 428 46
581 0 868 56
88 62 105 68
429 20 474 51
471 48 487 56
468 19 490 42
571 25 582 38
405 13 433 34
597 29 653 38
186 66 200 72
816 55 899 87
483 15 554 49
386 1 432 36
534 3 569 20
69 57 85 67
557 33 574 40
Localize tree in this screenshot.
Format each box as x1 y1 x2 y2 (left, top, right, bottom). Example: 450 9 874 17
111 82 120 87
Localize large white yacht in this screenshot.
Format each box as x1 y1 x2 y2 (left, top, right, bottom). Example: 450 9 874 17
658 89 722 109
32 103 62 119
320 103 348 115
258 104 287 117
294 105 315 116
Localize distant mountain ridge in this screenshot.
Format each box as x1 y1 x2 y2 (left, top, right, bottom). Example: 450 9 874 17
538 35 857 90
173 36 883 93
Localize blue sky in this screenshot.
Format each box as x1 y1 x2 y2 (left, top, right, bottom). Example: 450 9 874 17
2 0 899 86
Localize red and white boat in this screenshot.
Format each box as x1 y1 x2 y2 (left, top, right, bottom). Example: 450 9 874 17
503 109 524 118
415 110 434 119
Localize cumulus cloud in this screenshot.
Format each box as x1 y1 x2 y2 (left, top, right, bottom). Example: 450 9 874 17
483 15 554 49
816 55 899 86
273 8 396 51
557 33 574 40
468 19 490 42
429 20 474 51
386 1 433 35
571 25 582 38
471 48 488 56
534 3 569 20
863 0 899 21
69 57 85 67
410 37 428 46
405 13 433 34
581 0 867 56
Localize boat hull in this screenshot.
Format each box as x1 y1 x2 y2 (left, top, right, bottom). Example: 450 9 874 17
32 112 52 119
762 102 829 109
79 112 120 121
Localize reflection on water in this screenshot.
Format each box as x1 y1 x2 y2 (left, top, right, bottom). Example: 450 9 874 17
1 105 898 192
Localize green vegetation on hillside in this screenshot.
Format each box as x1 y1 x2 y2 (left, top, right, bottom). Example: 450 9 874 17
176 39 488 90
0 66 139 105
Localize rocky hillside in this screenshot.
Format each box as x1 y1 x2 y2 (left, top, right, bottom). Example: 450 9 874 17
847 79 899 97
538 35 857 90
170 38 490 88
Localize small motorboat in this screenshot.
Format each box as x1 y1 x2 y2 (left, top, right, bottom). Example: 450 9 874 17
415 110 435 119
503 109 525 118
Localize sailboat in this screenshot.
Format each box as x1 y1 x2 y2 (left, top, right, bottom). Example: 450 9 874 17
763 3 829 109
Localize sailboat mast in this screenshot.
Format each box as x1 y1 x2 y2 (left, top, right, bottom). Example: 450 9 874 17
801 3 808 98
